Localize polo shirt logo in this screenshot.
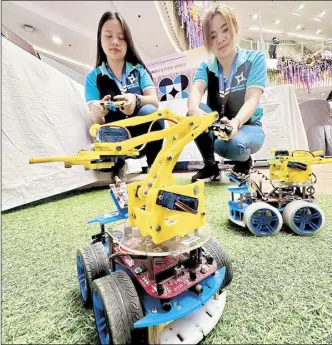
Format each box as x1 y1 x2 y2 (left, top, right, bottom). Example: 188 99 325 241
127 75 136 84
126 73 140 90
235 72 247 85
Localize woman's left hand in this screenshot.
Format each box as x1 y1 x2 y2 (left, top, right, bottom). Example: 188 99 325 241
113 94 137 116
220 117 239 139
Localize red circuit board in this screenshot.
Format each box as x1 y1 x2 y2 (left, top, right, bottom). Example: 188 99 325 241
114 253 217 299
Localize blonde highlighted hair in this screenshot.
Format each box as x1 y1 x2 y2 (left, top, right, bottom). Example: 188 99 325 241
202 4 239 52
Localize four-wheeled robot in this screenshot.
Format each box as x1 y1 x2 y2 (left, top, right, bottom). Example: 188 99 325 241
30 107 233 344
226 150 332 236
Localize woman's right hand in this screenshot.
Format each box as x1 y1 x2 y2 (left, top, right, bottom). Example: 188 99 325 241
188 107 210 132
91 95 112 119
188 107 206 117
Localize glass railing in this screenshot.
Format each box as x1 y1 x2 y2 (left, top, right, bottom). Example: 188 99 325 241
238 38 332 56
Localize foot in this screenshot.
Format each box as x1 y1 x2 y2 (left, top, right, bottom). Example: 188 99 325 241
233 156 252 175
191 163 221 183
229 157 252 180
220 171 232 184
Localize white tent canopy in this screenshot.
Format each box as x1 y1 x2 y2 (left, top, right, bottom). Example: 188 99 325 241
2 38 308 211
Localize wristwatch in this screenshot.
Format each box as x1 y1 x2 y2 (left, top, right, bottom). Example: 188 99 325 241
135 94 142 109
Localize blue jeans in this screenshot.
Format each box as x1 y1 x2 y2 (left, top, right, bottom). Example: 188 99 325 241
136 104 164 130
196 103 265 164
118 104 164 167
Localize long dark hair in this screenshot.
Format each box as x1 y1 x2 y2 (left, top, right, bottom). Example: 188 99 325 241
96 11 153 80
327 90 332 102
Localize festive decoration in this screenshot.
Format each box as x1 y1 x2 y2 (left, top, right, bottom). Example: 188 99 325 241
175 0 205 49
268 51 332 93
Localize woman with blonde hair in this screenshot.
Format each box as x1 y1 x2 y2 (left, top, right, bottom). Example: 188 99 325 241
188 4 266 182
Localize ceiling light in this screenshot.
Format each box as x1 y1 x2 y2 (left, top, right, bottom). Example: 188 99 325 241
252 14 258 20
24 24 34 33
248 26 281 34
320 11 326 17
298 4 304 10
316 29 322 34
52 36 62 44
295 25 301 30
275 19 280 24
291 12 301 16
312 17 322 22
286 32 324 40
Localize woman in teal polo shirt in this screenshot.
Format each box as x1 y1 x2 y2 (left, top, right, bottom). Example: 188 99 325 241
188 4 266 182
85 11 163 173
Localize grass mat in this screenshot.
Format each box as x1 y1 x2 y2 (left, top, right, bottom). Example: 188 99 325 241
2 180 332 344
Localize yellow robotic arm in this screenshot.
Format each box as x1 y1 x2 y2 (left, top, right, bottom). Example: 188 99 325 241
29 109 221 244
125 110 219 244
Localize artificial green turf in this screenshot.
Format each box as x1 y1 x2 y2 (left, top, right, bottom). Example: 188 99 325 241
2 181 332 344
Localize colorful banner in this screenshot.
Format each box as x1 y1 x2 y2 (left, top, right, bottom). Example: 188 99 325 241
146 52 187 78
146 47 208 102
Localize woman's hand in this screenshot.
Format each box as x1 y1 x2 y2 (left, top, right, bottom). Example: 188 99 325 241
220 117 240 139
188 107 210 133
91 95 111 120
188 106 206 117
113 94 137 116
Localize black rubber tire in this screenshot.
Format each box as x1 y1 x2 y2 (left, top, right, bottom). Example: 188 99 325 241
92 271 144 344
111 270 144 327
203 238 233 290
111 271 146 344
77 242 109 307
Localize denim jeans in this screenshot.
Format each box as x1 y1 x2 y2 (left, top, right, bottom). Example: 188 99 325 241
194 103 265 164
132 104 164 166
114 104 164 168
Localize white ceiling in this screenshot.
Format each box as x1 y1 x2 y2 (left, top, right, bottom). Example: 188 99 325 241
2 1 332 76
1 1 180 73
213 1 332 41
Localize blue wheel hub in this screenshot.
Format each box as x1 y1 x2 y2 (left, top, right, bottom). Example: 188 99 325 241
93 290 111 345
250 208 279 235
76 255 88 303
292 207 322 234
